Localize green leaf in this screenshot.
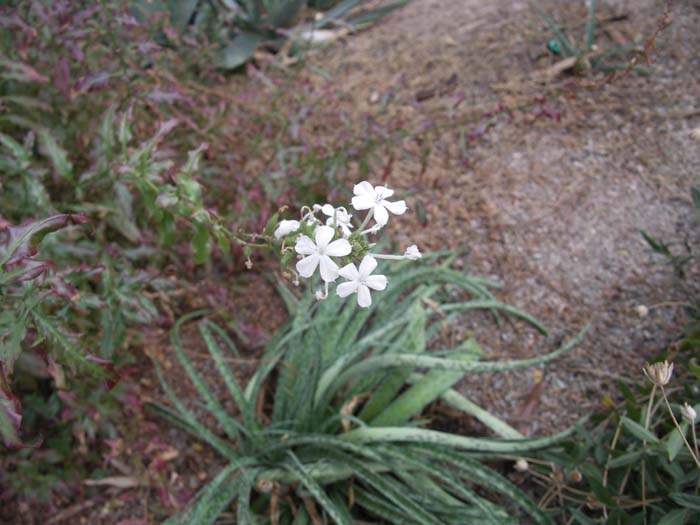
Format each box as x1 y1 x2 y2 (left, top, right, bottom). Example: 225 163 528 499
164 460 251 525
342 419 584 453
435 385 523 439
569 507 597 525
607 449 645 469
641 230 671 255
665 421 688 461
236 468 261 524
370 342 480 426
691 187 700 210
529 0 577 57
359 303 426 422
192 222 210 264
584 0 596 51
689 358 700 380
671 493 700 511
346 0 411 26
168 0 198 32
218 32 265 70
620 416 659 443
332 325 588 396
285 452 353 525
263 212 280 237
37 129 73 179
171 315 245 440
267 0 305 27
658 509 689 525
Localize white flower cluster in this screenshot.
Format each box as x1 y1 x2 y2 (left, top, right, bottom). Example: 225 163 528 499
274 181 421 307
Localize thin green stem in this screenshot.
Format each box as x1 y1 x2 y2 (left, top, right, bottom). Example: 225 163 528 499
641 384 656 525
358 207 374 231
660 387 700 470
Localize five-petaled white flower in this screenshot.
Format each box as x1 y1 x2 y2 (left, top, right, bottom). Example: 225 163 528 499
321 204 354 238
351 181 407 227
336 255 387 308
295 225 351 282
274 220 300 239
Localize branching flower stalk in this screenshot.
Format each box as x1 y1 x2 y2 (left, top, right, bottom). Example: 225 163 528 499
274 181 421 307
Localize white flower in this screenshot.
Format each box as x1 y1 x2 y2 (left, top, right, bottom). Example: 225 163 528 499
321 204 354 238
274 220 300 239
336 255 387 308
295 225 351 282
681 402 697 423
404 244 422 260
351 181 407 227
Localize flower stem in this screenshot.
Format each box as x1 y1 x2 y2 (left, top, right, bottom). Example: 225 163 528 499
641 384 656 525
661 387 700 470
358 208 374 231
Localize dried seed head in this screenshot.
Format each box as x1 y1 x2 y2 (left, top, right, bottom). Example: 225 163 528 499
690 127 700 141
514 458 529 472
681 402 697 423
643 360 673 386
257 479 274 493
569 470 582 483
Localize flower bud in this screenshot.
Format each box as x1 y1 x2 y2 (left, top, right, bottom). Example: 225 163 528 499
681 402 697 423
514 458 529 472
404 244 422 261
274 220 300 239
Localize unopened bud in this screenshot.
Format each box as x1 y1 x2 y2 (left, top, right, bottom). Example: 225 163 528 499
681 402 697 423
514 458 529 472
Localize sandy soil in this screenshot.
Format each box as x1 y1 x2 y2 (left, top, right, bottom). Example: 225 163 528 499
303 0 700 433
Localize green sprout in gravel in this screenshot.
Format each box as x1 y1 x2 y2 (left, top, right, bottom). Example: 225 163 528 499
531 0 650 75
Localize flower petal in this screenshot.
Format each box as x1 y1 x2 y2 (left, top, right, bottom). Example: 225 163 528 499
274 220 300 239
319 255 340 282
314 225 335 248
364 274 387 291
373 204 389 227
351 195 375 210
326 238 351 257
338 262 359 281
353 181 375 197
357 284 372 308
376 186 394 198
358 255 377 278
382 199 407 215
295 235 317 255
296 254 319 278
336 281 358 298
321 204 335 217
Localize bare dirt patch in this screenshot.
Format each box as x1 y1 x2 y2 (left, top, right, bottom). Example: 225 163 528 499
303 0 700 433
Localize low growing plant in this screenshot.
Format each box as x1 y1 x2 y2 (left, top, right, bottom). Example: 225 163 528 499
131 0 411 70
529 359 699 525
149 182 589 524
530 0 649 75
